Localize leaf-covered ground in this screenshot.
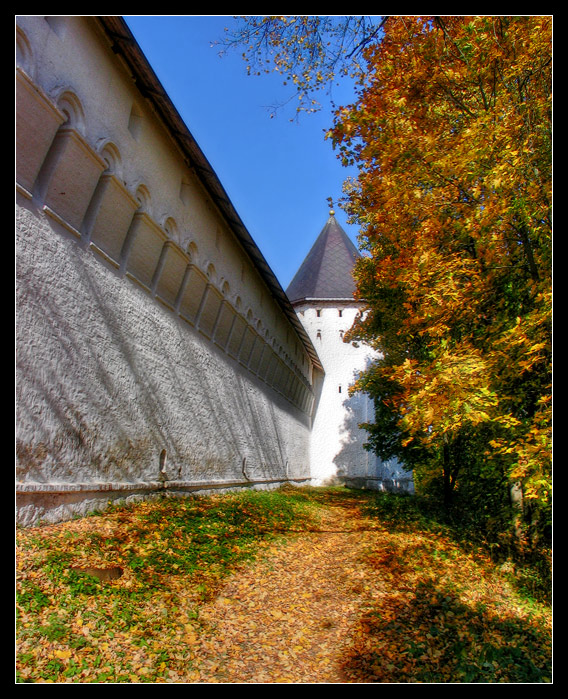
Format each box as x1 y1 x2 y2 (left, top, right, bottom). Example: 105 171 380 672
16 487 551 683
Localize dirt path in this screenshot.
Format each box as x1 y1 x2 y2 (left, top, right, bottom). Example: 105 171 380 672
186 496 385 683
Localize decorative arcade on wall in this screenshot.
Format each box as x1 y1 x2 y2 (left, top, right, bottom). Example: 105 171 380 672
16 16 412 527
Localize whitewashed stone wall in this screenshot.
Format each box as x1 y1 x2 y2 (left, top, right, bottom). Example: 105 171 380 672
294 301 413 492
16 16 316 525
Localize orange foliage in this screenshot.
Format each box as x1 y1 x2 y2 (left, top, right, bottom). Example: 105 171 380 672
331 17 551 509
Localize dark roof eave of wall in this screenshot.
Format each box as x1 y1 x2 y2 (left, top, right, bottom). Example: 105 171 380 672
93 16 322 372
292 297 361 303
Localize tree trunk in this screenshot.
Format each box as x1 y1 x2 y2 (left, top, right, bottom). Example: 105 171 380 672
443 441 453 507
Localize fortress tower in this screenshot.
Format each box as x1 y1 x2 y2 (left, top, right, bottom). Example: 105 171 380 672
287 211 413 491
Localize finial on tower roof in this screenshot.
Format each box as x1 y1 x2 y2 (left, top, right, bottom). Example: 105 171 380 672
329 208 335 216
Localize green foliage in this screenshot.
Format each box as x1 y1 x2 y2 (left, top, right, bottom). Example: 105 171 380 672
16 581 51 614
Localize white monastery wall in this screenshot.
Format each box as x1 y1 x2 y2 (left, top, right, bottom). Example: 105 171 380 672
16 16 316 525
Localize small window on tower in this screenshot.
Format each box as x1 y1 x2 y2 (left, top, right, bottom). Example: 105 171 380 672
316 309 321 317
316 330 322 340
338 385 342 393
338 309 343 317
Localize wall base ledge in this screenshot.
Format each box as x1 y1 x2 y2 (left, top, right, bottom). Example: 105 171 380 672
16 477 312 496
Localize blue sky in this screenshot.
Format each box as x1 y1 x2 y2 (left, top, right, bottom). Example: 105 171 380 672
124 15 360 290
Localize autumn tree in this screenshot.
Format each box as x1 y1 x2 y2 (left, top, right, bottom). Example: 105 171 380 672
226 16 552 546
333 16 551 545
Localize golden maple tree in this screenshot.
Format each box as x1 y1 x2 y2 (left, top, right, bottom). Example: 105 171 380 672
331 16 552 535
227 15 552 544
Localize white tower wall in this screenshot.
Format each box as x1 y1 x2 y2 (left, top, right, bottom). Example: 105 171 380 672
295 301 376 483
288 213 414 492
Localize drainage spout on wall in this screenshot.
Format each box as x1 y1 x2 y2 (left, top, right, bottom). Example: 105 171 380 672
158 449 168 488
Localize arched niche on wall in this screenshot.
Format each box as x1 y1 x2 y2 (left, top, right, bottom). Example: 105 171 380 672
100 141 123 178
33 89 106 232
163 217 179 242
135 184 151 214
227 295 247 359
16 26 33 77
56 90 86 134
196 263 224 339
120 183 168 291
128 101 144 141
185 240 198 266
238 308 257 368
83 141 139 265
257 328 274 382
177 242 208 327
213 280 237 350
179 176 193 208
16 42 66 195
206 262 217 285
248 318 265 375
153 217 192 311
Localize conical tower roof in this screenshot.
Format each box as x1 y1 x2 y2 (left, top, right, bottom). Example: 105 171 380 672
286 211 360 304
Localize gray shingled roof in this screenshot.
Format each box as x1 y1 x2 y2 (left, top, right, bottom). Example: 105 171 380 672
286 213 361 303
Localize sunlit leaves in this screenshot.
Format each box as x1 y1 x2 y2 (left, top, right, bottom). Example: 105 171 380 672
16 490 320 683
325 16 552 534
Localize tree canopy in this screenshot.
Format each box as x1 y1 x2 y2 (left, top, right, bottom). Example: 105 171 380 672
225 16 552 547
221 16 387 115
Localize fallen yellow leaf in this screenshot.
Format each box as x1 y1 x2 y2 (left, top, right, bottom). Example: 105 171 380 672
54 650 71 660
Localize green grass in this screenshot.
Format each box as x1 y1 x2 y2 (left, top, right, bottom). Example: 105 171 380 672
16 487 322 683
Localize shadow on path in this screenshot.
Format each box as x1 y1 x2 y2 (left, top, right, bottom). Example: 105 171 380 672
189 489 552 684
